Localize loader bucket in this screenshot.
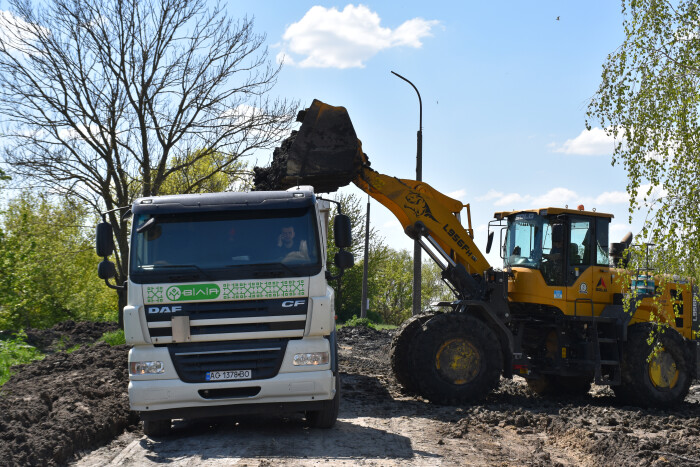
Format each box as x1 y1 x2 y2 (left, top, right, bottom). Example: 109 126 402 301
253 99 365 192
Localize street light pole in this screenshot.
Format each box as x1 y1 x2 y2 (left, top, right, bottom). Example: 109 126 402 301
391 71 423 316
360 194 370 319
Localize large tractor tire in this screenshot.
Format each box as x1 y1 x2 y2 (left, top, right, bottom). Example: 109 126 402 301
613 323 692 408
390 312 436 395
412 313 503 405
526 374 592 397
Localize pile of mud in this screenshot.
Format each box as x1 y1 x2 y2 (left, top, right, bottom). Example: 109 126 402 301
252 100 364 193
4 321 700 466
0 323 135 466
337 325 700 466
23 320 119 353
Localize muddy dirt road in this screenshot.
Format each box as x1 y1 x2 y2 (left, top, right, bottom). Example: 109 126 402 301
69 326 700 467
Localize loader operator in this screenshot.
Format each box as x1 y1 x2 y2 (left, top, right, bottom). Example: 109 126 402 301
541 224 565 285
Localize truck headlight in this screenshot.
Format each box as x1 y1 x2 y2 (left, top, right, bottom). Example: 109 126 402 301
130 361 165 374
293 352 329 366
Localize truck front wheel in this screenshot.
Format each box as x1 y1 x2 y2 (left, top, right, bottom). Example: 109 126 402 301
413 313 502 404
143 418 171 438
306 372 340 428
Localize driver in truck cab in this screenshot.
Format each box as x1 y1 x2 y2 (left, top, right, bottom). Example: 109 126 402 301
275 225 309 262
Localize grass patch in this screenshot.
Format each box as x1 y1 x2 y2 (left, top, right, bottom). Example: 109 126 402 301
99 329 125 346
0 330 45 386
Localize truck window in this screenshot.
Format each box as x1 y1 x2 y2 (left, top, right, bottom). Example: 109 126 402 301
130 207 322 283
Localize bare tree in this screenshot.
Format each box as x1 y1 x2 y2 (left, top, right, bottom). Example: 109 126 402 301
0 0 297 318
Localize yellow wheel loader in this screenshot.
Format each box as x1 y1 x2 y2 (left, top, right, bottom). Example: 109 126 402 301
256 99 699 407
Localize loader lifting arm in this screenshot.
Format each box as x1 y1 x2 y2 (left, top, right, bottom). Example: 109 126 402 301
254 100 517 403
353 165 492 300
257 99 494 300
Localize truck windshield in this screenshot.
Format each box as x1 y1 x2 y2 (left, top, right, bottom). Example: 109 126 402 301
129 207 321 283
504 213 548 270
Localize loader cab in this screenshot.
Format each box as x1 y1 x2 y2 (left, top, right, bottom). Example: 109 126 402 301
494 208 613 287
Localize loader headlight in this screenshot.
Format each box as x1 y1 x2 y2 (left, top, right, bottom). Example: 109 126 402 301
293 352 329 366
130 361 165 374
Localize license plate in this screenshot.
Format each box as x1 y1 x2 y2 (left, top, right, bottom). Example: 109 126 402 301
205 369 252 381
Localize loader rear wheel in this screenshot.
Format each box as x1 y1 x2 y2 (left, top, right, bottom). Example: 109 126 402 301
390 312 436 395
614 324 691 408
412 313 502 405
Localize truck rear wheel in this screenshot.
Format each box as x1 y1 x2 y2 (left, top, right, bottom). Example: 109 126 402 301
614 324 691 408
306 372 340 428
390 312 436 395
143 418 171 438
412 313 502 405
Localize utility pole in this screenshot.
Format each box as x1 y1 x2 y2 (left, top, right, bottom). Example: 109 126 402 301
360 194 370 318
391 71 423 316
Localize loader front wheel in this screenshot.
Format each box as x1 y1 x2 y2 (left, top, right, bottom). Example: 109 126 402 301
615 324 691 408
413 313 502 404
390 312 436 395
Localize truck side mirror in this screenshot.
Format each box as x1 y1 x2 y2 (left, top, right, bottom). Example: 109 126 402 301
486 231 494 254
334 214 352 249
97 259 117 280
96 222 115 257
334 250 354 270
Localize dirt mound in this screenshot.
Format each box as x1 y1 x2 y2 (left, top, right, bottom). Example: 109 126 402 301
0 328 135 466
23 320 119 353
5 321 700 466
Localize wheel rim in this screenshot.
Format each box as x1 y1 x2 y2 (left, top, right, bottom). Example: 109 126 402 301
435 338 480 385
648 347 679 389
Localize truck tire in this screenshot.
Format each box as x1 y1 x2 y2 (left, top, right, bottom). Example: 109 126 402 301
143 418 171 438
412 313 502 405
526 374 592 396
306 372 340 428
614 323 692 408
390 312 436 395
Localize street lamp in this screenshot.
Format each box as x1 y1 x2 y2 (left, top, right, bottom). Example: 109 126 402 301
391 71 423 316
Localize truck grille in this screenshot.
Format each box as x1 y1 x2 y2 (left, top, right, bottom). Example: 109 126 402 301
145 298 308 343
168 339 289 383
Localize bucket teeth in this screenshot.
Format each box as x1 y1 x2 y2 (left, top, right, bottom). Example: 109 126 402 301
253 99 365 192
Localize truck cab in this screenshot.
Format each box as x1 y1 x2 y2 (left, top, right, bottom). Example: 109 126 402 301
97 187 352 435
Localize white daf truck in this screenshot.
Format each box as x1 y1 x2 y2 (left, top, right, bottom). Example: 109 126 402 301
96 187 353 436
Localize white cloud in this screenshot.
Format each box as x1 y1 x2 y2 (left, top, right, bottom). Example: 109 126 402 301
447 188 467 201
278 5 439 69
594 191 628 205
0 10 40 55
550 127 618 156
476 189 504 202
478 187 631 210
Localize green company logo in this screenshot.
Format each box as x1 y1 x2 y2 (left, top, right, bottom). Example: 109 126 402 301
165 284 220 302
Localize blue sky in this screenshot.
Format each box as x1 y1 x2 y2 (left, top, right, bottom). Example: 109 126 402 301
236 1 640 265
1 1 641 266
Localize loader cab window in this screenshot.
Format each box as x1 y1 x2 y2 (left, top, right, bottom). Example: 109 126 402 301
505 213 544 269
596 217 610 266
